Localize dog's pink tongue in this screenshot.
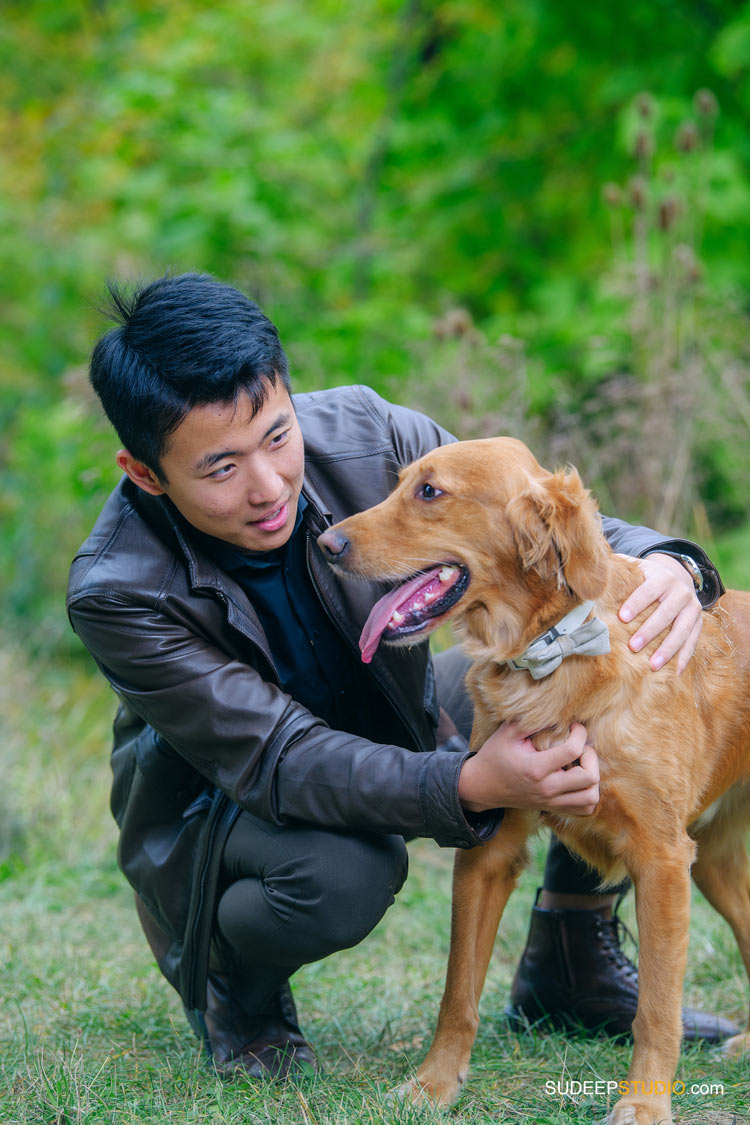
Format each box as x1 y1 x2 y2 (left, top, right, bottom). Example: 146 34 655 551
359 568 442 664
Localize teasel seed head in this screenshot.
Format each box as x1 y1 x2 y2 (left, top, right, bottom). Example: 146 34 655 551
676 120 699 153
657 195 680 231
602 182 623 207
693 88 719 119
628 175 648 210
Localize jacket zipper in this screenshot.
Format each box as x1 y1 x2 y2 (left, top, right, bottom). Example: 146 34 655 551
182 790 241 1010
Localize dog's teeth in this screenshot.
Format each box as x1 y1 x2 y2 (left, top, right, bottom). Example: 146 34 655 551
390 610 405 625
423 590 438 604
439 566 458 583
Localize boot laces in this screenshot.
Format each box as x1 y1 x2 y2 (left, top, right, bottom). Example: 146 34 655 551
593 914 639 982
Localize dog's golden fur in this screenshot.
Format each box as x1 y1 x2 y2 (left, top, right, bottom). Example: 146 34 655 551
323 437 750 1125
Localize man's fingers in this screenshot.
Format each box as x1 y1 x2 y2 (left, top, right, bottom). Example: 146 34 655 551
538 738 599 799
578 745 600 782
533 722 588 771
619 552 702 673
618 553 696 625
628 599 679 650
618 586 653 623
632 601 701 667
644 614 689 668
546 743 600 809
545 759 599 796
671 617 702 676
545 784 600 815
617 563 663 622
629 591 698 645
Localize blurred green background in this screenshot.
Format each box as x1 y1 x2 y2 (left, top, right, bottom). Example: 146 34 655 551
2 0 750 647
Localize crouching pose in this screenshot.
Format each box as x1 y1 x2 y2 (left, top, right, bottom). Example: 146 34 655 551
67 272 732 1079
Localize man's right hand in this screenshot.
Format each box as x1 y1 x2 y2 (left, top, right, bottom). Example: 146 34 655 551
457 721 599 816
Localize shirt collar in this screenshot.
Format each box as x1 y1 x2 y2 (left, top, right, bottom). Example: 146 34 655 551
206 495 309 572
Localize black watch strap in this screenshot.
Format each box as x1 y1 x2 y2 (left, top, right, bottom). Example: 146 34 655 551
639 539 726 609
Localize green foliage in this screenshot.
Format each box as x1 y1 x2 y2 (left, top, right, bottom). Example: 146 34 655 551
1 1 750 633
1 388 120 638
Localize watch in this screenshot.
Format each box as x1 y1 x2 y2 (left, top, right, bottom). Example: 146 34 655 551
640 540 725 609
655 551 704 593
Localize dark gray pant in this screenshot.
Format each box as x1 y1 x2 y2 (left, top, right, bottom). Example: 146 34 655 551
214 647 614 1016
215 814 408 1015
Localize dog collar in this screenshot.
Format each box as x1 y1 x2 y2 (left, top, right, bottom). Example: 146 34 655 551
507 600 610 680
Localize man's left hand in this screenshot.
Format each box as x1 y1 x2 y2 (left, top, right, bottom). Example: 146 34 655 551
616 552 702 674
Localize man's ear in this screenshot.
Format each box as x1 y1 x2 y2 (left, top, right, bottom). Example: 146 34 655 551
505 467 610 600
116 450 167 497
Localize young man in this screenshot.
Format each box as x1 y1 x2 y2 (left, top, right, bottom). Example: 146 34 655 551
68 273 732 1080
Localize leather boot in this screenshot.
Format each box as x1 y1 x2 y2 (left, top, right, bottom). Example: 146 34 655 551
505 895 740 1043
186 973 317 1080
134 892 317 1077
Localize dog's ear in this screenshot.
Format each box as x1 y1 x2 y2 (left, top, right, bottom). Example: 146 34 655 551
505 467 610 599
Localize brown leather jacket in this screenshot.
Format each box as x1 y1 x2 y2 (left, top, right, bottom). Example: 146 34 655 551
67 385 721 1008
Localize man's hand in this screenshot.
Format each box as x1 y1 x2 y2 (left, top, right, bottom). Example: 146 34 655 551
458 721 599 815
617 552 702 674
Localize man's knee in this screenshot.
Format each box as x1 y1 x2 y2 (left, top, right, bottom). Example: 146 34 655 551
217 830 409 967
307 832 408 955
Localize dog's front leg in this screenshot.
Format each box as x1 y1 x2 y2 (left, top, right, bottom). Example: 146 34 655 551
609 836 695 1125
398 808 537 1107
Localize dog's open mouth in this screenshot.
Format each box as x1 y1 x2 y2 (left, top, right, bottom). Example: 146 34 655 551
359 564 470 663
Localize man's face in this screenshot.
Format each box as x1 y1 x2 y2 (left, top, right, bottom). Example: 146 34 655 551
118 379 305 552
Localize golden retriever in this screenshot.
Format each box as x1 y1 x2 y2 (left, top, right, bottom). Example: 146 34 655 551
317 436 750 1125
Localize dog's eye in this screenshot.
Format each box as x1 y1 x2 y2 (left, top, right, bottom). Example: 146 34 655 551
417 483 443 501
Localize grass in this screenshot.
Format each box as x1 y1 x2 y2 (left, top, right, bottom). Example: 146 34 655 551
2 826 748 1125
3 531 750 1125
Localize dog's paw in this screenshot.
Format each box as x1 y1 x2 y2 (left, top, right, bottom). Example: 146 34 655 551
722 1030 750 1058
607 1105 637 1125
608 1097 672 1125
390 1069 465 1110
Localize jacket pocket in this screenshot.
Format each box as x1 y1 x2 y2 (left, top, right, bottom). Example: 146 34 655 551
182 789 214 819
134 729 203 803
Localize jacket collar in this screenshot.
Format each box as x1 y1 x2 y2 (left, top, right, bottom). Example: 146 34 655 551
131 468 333 594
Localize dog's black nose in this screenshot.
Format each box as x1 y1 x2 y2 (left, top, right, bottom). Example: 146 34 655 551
317 529 350 561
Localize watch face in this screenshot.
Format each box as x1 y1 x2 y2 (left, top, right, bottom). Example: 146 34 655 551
678 554 703 591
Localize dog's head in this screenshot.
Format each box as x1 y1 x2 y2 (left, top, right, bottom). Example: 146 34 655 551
317 437 611 662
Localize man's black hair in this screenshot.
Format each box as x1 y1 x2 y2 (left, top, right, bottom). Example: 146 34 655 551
90 272 291 480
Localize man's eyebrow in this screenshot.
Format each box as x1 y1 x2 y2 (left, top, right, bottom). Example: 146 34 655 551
193 412 292 473
262 411 292 440
194 448 240 473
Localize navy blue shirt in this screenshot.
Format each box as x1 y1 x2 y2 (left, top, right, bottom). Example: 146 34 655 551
206 497 362 731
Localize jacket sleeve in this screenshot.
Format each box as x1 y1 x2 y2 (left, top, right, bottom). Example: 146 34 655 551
356 384 457 465
68 595 497 850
